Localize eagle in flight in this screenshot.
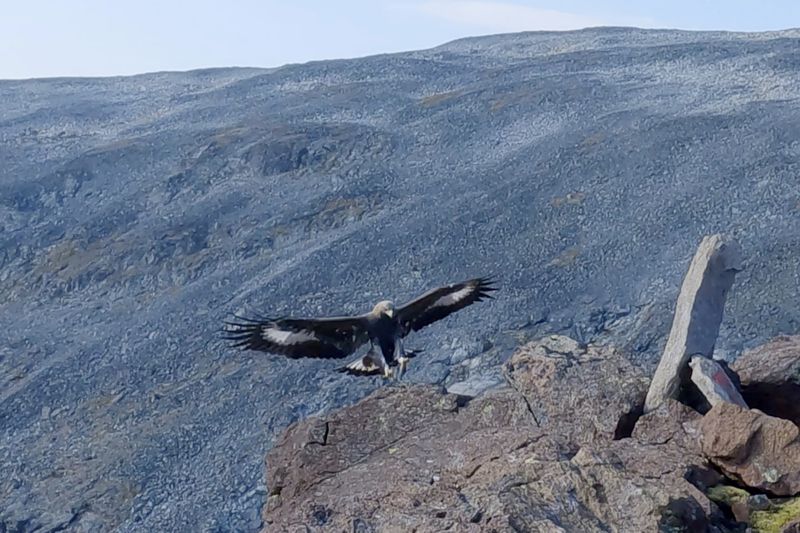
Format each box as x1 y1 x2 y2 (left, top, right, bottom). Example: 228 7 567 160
223 277 496 378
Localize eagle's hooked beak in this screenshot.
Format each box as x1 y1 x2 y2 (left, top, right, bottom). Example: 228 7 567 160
385 309 394 318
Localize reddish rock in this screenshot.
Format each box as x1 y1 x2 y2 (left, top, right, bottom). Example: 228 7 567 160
700 402 800 496
503 335 650 447
732 335 800 425
733 335 800 385
263 383 546 532
632 398 703 452
261 337 734 532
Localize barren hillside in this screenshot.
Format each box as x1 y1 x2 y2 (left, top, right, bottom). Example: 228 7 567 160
2 27 800 531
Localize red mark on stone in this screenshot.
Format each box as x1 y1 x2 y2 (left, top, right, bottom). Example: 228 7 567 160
713 370 730 388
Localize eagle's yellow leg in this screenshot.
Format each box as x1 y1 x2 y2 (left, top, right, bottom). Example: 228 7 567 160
383 366 394 379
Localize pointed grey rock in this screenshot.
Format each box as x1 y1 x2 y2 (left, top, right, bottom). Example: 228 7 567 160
688 355 747 408
644 234 742 413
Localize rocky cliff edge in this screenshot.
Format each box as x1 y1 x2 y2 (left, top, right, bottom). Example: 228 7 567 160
259 334 800 532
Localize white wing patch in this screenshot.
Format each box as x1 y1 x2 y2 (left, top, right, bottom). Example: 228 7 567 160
344 357 374 372
433 285 473 308
344 350 385 373
262 327 316 345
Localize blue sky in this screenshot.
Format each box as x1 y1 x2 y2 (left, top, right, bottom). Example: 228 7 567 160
2 0 799 79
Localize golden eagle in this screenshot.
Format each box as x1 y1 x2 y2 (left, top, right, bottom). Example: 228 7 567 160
223 277 496 378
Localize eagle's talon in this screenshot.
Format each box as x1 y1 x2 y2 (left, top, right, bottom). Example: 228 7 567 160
383 366 394 379
397 356 410 379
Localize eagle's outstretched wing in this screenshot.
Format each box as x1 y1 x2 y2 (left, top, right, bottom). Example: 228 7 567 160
222 314 370 359
396 277 497 336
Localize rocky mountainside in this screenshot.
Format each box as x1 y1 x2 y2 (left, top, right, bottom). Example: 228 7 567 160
2 27 800 531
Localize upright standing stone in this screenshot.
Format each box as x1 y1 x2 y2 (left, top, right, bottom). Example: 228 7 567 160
644 235 742 413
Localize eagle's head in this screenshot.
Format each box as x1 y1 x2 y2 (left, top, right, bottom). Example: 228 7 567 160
372 300 395 318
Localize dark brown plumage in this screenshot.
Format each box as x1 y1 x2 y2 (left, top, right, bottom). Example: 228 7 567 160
223 315 369 359
223 276 496 378
397 277 497 336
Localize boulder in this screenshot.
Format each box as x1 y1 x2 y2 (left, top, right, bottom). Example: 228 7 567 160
263 383 549 531
632 398 703 451
503 335 650 446
734 336 800 385
700 403 800 496
644 234 742 413
732 336 800 425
